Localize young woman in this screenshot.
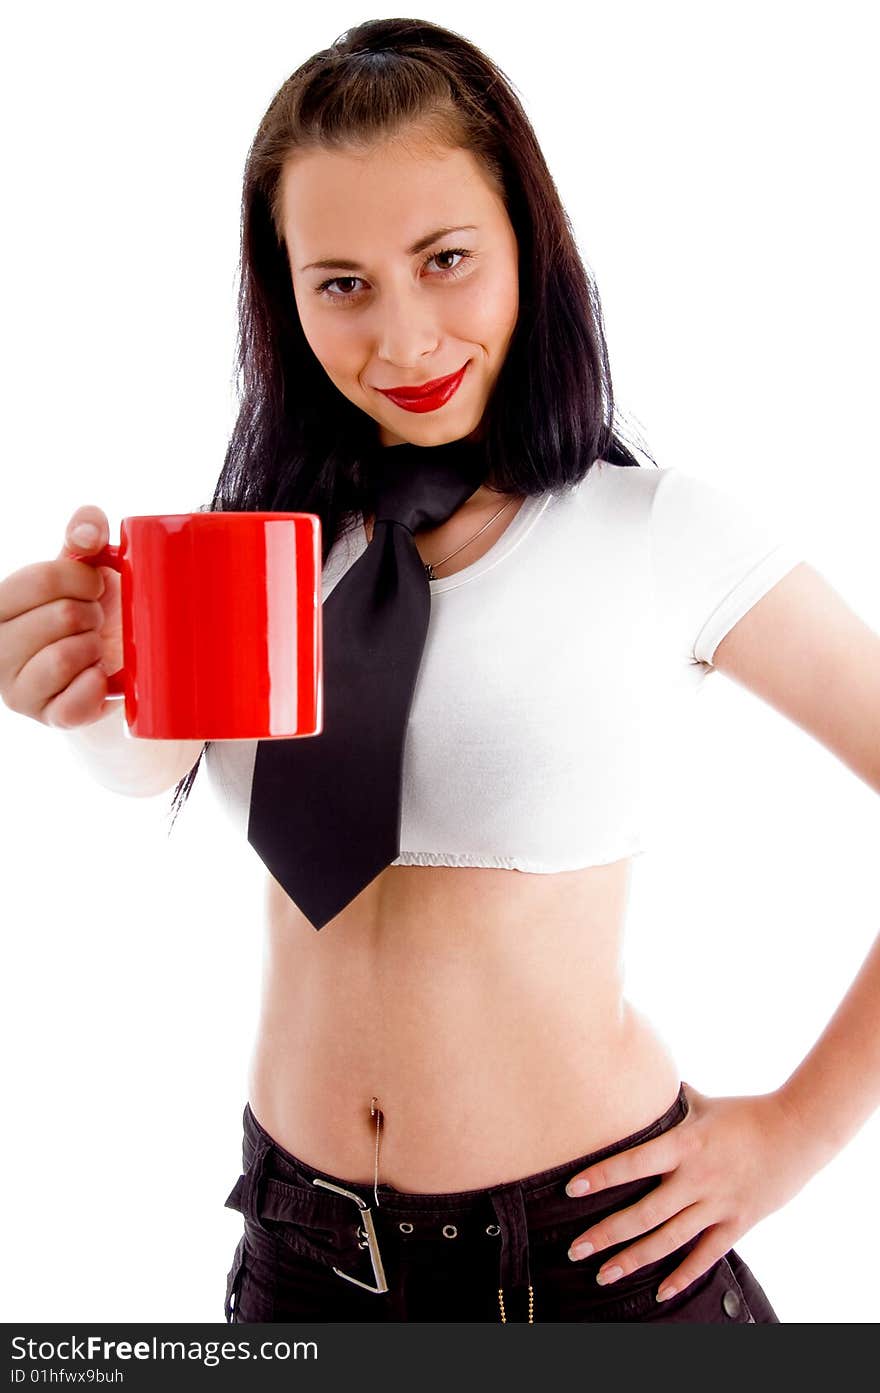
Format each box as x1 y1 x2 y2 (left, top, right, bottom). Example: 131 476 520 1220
2 18 878 1323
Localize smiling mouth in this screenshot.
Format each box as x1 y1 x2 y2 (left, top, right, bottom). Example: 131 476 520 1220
377 362 470 400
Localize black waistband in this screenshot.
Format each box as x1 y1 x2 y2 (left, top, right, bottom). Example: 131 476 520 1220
225 1084 689 1298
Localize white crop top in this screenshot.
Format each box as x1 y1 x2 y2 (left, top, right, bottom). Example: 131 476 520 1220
202 462 803 874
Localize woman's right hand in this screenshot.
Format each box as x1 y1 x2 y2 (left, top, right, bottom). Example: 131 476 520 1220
0 507 123 730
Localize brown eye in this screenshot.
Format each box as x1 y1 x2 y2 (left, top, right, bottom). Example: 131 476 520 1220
315 248 474 304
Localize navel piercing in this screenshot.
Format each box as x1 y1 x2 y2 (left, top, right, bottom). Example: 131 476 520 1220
370 1096 384 1209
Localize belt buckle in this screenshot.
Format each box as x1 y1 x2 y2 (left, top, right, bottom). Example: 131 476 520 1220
311 1177 389 1294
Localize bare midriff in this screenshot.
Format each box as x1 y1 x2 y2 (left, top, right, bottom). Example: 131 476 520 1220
246 496 681 1192
249 860 681 1191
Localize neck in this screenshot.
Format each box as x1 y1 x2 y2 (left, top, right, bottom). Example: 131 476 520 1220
461 483 516 513
363 486 520 541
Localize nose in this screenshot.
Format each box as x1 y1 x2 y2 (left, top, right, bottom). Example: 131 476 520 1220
373 284 440 367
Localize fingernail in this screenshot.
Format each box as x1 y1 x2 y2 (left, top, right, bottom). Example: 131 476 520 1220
566 1180 590 1197
656 1285 677 1302
568 1242 593 1261
70 523 99 548
596 1265 623 1284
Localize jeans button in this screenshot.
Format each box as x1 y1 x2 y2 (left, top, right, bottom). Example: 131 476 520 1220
722 1287 742 1318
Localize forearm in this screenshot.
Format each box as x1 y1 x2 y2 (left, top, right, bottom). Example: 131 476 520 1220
776 927 880 1167
59 700 202 798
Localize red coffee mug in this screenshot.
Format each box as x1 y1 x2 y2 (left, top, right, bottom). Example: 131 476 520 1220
65 512 322 740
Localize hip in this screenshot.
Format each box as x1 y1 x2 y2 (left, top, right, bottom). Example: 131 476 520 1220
223 1083 780 1323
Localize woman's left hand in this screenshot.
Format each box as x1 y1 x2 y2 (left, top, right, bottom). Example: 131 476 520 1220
565 1082 822 1300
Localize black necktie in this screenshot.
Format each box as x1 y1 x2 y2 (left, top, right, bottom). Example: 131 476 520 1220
247 435 489 930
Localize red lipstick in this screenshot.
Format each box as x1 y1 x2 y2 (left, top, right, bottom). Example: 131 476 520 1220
377 361 469 414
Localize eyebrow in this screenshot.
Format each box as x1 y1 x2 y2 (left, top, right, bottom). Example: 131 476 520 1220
299 226 479 273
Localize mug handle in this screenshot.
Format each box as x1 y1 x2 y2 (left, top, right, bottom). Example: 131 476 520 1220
65 543 125 697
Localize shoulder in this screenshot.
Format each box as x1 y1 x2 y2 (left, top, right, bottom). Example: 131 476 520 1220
571 458 665 494
646 465 784 549
558 458 666 523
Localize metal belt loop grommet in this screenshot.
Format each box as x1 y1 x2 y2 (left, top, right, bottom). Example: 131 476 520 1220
442 1224 458 1238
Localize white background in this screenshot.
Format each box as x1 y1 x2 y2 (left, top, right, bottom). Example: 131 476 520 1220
1 0 877 1325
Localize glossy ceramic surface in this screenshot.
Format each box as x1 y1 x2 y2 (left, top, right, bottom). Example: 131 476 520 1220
67 512 322 739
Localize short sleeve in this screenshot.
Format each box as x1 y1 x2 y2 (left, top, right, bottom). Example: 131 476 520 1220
650 467 803 669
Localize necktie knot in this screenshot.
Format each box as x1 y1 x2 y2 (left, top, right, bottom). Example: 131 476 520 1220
371 438 488 534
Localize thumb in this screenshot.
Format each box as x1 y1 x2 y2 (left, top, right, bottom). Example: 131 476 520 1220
59 507 109 560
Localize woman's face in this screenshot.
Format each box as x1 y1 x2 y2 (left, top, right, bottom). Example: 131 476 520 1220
279 131 520 447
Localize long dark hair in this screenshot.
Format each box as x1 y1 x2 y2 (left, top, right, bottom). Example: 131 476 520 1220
168 16 656 829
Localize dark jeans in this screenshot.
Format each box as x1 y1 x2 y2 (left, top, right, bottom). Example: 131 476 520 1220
223 1082 780 1323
